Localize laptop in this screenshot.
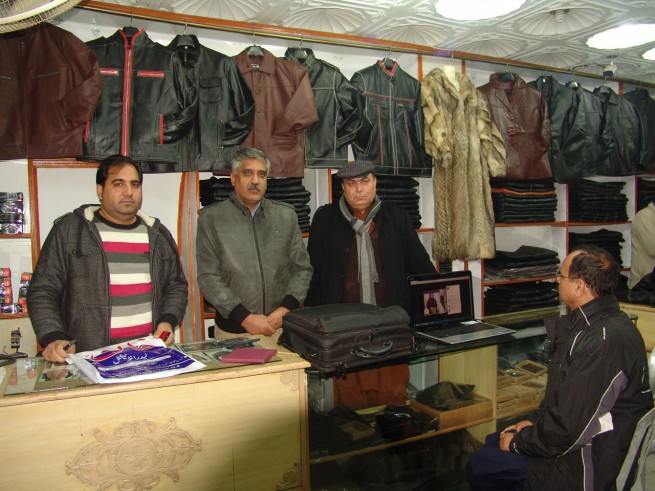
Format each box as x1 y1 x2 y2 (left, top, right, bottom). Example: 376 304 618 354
408 271 515 344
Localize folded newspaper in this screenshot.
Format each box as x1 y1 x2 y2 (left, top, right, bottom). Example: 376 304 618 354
67 336 205 384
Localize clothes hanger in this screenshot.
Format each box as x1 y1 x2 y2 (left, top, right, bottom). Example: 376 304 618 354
382 48 395 69
122 13 139 37
288 35 308 62
176 22 195 48
499 69 515 82
246 33 264 57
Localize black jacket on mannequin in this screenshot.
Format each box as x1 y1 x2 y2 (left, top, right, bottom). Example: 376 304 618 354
83 28 196 172
623 87 655 171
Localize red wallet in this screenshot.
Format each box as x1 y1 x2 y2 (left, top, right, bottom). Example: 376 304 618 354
221 348 277 364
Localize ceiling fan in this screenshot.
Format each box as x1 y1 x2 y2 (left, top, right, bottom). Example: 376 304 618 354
0 0 83 34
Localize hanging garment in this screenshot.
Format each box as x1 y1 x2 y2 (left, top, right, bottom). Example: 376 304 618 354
234 48 318 177
421 68 506 261
593 85 644 176
83 27 197 172
478 73 551 180
169 35 254 171
284 47 366 168
0 23 101 159
529 75 578 183
622 87 655 171
350 60 431 177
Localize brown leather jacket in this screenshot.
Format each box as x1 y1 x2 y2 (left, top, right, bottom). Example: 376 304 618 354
234 48 318 177
0 23 101 160
478 73 551 179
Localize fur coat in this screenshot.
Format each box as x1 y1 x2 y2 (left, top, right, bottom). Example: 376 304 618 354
421 68 506 261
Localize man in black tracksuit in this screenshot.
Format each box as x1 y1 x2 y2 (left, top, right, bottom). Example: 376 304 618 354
467 245 653 490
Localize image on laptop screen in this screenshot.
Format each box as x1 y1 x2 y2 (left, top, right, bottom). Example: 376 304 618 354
408 271 475 329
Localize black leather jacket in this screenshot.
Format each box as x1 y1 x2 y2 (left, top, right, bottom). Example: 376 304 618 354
623 87 655 171
594 85 644 176
169 35 254 171
529 76 577 183
284 48 367 168
83 28 196 172
350 61 431 177
562 82 606 180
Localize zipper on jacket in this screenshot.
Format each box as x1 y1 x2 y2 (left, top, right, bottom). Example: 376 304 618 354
122 33 135 156
388 74 398 174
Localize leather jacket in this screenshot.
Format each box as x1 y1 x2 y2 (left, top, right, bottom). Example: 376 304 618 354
350 61 431 177
83 28 197 172
623 87 655 171
0 23 101 160
196 193 313 334
478 73 551 180
594 85 644 176
234 48 318 177
28 205 189 353
284 48 367 168
529 76 577 183
562 82 606 180
169 35 255 171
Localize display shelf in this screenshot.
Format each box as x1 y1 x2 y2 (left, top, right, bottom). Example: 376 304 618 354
0 313 29 320
0 234 30 240
494 221 567 228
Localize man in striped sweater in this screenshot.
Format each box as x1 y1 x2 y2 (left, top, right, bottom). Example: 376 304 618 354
29 155 188 362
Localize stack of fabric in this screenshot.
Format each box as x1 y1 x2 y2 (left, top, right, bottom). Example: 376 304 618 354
568 179 627 222
484 245 559 281
569 229 625 268
490 178 557 223
198 176 312 232
637 177 655 211
332 174 423 228
484 281 559 315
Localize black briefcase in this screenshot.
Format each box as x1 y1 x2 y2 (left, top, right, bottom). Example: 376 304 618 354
279 303 416 375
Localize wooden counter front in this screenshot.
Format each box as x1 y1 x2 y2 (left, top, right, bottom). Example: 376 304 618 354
620 302 655 351
0 340 310 491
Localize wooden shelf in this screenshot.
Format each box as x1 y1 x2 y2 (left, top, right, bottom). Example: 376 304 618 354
0 313 29 319
0 234 30 240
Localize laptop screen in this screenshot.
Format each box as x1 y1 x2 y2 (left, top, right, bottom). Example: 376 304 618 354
407 271 476 329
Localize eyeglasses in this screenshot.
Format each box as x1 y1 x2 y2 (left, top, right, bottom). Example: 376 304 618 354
555 269 575 281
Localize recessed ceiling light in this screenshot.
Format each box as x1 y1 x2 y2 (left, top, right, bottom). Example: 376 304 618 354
643 47 655 61
587 23 655 49
435 0 526 21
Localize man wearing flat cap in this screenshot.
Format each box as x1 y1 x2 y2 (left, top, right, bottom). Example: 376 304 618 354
304 160 435 409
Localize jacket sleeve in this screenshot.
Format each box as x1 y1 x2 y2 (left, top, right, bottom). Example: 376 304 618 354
222 61 255 146
282 212 313 308
274 69 319 135
155 225 189 327
305 206 330 307
335 72 368 148
513 333 628 458
349 72 373 152
196 210 246 319
26 219 73 347
58 32 102 127
398 207 436 276
162 54 198 143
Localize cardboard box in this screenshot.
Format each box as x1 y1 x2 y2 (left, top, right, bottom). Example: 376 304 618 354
409 394 493 430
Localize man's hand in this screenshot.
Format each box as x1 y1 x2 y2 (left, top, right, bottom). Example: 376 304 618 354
153 322 175 346
42 340 75 363
267 307 290 330
501 420 533 435
242 314 276 336
499 431 515 452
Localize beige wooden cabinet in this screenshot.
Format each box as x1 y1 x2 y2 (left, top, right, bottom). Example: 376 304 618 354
620 302 655 352
0 339 309 491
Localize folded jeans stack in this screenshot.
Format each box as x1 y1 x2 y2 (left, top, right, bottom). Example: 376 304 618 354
484 281 559 315
637 177 655 211
568 228 625 268
490 178 557 223
484 245 559 281
569 179 628 222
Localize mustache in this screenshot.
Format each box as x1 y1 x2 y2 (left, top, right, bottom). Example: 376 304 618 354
248 184 261 191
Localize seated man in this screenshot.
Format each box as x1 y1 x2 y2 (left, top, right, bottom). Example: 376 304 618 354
466 246 653 491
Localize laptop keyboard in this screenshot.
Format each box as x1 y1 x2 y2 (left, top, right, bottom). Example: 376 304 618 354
433 322 493 337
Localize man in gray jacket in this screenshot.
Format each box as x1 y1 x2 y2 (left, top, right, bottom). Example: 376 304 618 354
28 155 188 362
196 148 313 338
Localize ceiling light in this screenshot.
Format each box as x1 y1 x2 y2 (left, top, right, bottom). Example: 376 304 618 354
552 9 568 23
644 47 655 61
435 0 526 21
587 23 655 49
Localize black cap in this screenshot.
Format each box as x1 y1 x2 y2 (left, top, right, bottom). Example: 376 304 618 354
335 160 375 180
